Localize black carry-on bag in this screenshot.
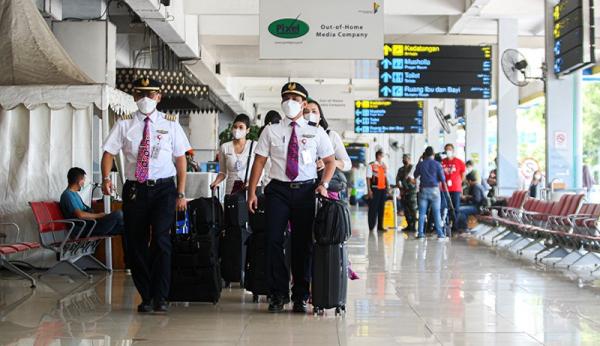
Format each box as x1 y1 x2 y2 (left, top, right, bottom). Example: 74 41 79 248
220 142 254 287
311 196 351 316
169 187 223 304
224 141 254 227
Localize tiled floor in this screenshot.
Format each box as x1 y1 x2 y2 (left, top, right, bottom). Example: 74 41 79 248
2 208 600 345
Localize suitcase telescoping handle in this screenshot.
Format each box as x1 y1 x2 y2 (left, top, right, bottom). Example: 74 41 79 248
211 186 220 227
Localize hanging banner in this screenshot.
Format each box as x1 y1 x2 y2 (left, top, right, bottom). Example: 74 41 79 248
259 0 384 60
308 85 355 120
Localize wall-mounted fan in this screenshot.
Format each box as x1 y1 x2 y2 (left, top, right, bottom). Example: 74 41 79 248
434 106 455 134
501 49 545 87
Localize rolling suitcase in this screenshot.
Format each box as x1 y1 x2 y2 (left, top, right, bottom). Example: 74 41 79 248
312 243 348 315
169 188 223 303
244 231 269 302
219 225 250 287
312 196 350 315
249 193 266 232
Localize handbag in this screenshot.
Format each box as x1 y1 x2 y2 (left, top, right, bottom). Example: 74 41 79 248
225 141 254 226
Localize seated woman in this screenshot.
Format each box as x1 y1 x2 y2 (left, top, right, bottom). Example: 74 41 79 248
210 114 257 194
456 172 487 232
60 167 124 237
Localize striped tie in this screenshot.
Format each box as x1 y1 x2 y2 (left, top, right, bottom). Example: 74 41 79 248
285 122 299 180
134 117 151 183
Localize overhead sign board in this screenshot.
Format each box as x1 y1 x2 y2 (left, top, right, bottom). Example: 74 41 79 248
354 100 423 134
259 0 384 59
378 44 492 99
553 0 595 76
308 85 355 120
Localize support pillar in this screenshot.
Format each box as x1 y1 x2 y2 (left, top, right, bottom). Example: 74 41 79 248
465 99 489 178
496 18 520 195
544 0 583 189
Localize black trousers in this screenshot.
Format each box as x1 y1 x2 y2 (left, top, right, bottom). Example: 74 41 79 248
368 188 387 230
264 180 316 302
122 180 176 303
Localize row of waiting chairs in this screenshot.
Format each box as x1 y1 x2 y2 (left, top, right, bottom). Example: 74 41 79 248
474 191 600 272
0 202 112 287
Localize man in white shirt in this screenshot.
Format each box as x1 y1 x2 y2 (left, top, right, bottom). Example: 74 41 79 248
101 77 191 314
247 82 336 313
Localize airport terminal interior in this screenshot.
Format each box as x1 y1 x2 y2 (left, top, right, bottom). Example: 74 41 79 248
2 0 600 345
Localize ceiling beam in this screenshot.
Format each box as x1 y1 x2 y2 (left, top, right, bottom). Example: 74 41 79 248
448 0 492 34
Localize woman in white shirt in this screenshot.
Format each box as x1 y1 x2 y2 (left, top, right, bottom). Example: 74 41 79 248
304 100 352 172
210 114 256 194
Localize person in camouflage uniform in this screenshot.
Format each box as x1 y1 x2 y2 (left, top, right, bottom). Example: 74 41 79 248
396 154 418 233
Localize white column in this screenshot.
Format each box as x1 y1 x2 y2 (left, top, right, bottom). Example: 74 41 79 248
465 99 489 178
496 18 520 195
544 0 582 189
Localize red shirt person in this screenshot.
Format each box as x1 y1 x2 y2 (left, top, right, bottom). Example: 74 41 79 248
441 144 466 225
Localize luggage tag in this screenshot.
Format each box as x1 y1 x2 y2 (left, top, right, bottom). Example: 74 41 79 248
235 159 243 171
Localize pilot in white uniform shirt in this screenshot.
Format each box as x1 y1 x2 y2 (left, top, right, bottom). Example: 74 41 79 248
100 77 191 315
254 116 333 182
103 110 191 179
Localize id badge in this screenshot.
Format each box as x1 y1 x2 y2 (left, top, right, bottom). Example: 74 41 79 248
151 145 160 159
235 160 243 171
301 150 312 165
447 180 452 187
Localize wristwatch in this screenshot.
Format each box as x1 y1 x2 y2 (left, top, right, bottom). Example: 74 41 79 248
177 192 186 199
320 181 329 189
102 177 111 182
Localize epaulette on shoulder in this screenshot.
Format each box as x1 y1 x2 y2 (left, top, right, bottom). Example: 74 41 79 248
164 113 177 122
120 113 133 120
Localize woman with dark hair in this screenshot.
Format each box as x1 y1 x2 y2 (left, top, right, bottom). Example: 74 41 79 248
210 113 257 194
304 99 351 173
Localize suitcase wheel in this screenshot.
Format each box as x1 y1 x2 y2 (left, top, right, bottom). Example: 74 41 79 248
335 306 346 316
252 294 259 303
313 307 325 316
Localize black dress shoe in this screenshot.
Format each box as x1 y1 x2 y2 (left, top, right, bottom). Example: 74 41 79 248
137 301 153 313
268 296 285 313
292 300 308 313
153 300 169 313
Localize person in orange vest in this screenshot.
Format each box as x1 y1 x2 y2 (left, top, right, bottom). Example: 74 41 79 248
366 150 389 231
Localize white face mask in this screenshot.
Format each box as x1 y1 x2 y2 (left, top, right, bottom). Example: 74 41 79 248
232 129 246 140
281 100 302 119
446 150 454 159
304 112 319 124
136 97 157 115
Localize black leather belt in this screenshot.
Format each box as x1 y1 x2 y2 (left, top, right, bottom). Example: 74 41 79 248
129 177 174 187
271 179 316 189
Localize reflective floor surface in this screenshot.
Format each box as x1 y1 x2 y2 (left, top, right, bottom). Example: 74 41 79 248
1 208 600 345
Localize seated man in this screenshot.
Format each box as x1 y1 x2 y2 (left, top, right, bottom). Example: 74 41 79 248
456 172 487 232
60 167 124 237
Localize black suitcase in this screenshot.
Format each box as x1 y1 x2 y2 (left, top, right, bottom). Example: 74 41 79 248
189 191 224 233
219 225 250 286
224 192 249 227
169 189 223 303
311 243 348 315
244 231 269 302
249 193 266 232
